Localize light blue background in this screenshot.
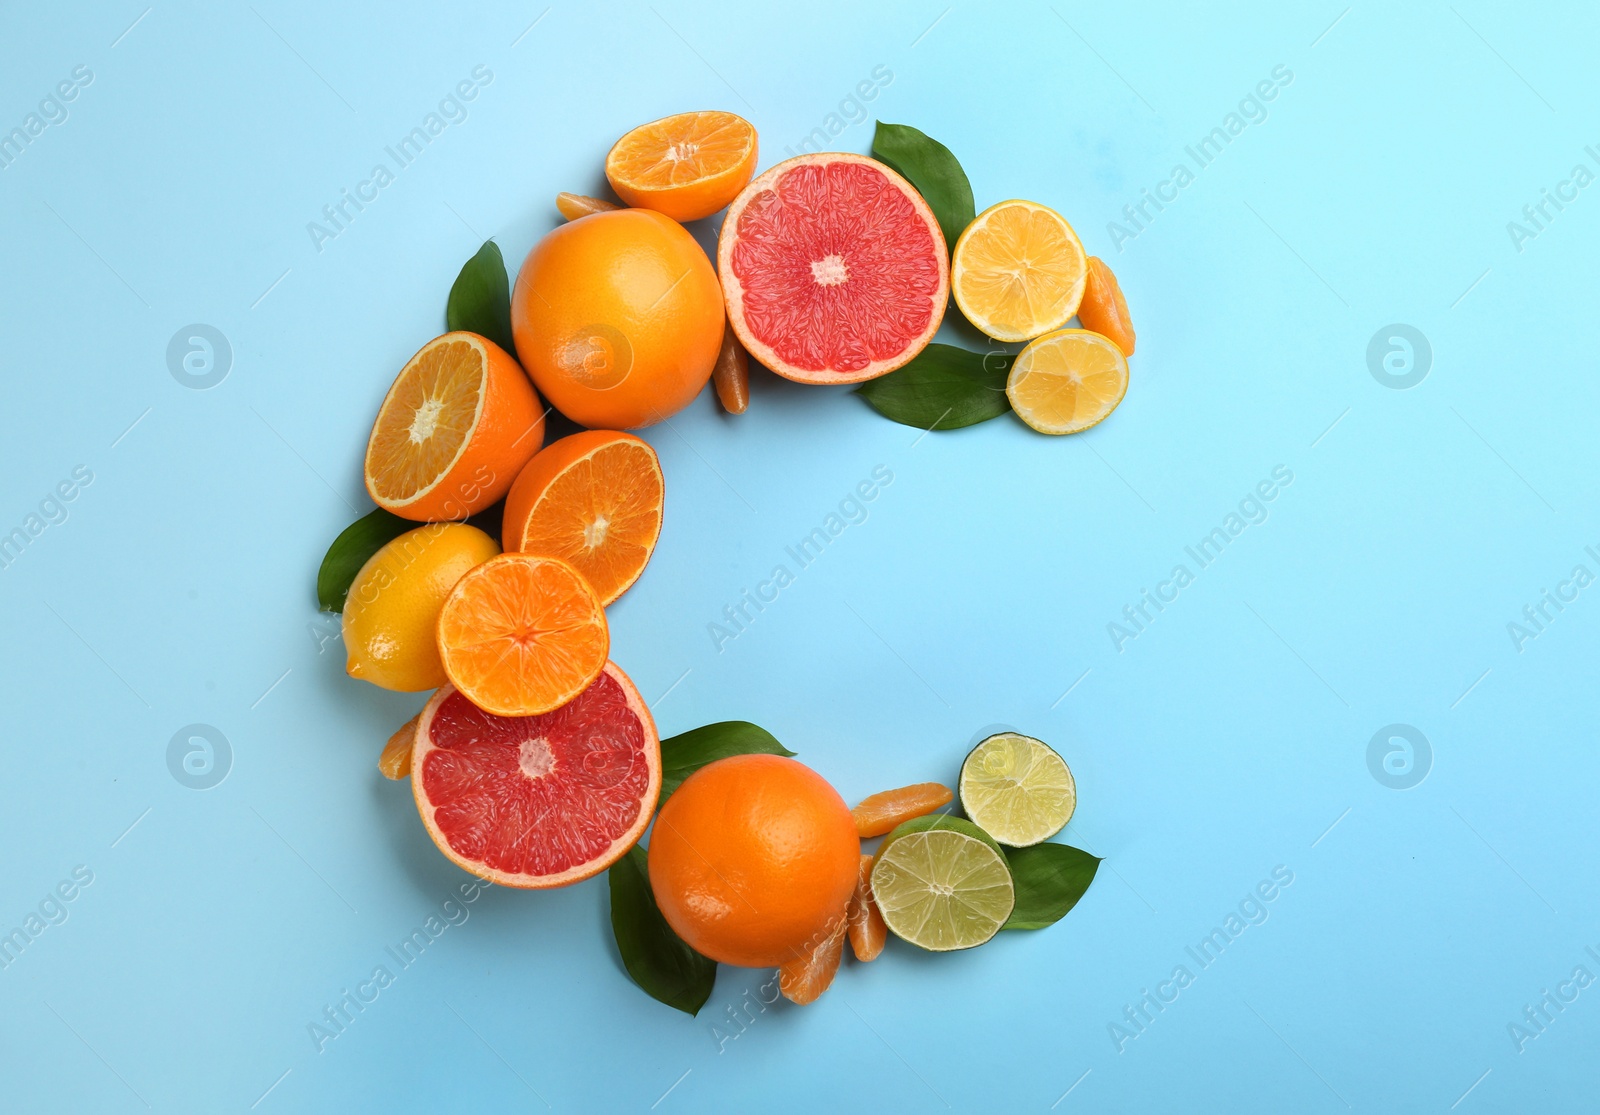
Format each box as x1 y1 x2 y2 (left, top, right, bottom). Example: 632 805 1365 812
3 2 1597 1111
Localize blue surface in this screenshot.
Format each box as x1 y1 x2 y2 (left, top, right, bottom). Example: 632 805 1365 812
3 2 1597 1111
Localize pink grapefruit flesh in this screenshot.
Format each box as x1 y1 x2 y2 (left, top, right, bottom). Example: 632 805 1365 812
411 661 660 888
717 153 949 385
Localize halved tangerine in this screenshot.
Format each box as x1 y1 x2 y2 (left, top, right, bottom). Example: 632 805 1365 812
436 553 609 716
364 332 546 522
501 430 665 606
605 110 758 222
411 662 660 888
718 153 948 385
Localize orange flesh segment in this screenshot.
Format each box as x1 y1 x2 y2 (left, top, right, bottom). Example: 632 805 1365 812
514 439 662 604
1078 256 1136 356
779 915 847 1004
851 782 954 837
437 554 608 716
609 111 753 191
847 853 887 962
712 328 749 414
556 192 620 220
367 338 483 503
378 714 420 780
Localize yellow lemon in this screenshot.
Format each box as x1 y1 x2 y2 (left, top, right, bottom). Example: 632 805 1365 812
342 523 499 691
952 199 1087 343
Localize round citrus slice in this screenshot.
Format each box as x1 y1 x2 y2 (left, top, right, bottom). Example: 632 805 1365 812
1006 328 1129 436
1078 256 1136 356
412 662 660 888
435 553 609 716
500 430 664 606
870 815 1015 951
958 732 1076 847
605 110 758 222
718 153 948 385
364 332 546 522
952 200 1087 343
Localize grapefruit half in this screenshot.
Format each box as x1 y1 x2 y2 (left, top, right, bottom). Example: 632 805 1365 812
411 661 660 888
717 153 948 385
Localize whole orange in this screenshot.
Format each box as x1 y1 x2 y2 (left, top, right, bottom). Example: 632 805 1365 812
511 209 723 429
648 754 859 968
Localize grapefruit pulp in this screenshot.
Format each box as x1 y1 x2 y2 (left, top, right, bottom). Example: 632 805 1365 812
411 662 659 888
717 153 948 385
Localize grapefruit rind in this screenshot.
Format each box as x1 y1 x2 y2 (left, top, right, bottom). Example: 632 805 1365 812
717 152 949 386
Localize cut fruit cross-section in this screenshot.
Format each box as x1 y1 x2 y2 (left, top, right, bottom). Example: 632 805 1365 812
501 430 664 607
1006 328 1129 436
718 153 948 385
364 331 545 522
436 553 609 717
870 815 1015 952
605 110 758 222
952 200 1087 343
412 662 660 888
958 732 1076 847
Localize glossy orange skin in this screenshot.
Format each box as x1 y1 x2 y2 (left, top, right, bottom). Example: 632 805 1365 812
1078 257 1136 356
648 754 860 968
511 209 724 429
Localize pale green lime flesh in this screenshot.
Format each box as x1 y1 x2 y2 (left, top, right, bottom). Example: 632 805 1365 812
959 732 1076 847
871 828 1014 951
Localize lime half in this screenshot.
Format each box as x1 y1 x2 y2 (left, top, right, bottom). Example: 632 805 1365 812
959 732 1076 847
870 816 1014 951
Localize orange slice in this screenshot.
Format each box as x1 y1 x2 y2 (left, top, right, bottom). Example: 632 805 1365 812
952 200 1087 343
501 431 665 606
605 110 758 222
846 853 887 962
850 782 953 838
364 332 546 522
555 192 620 220
435 553 609 716
378 714 420 780
779 915 847 1004
1078 257 1136 356
1006 328 1129 436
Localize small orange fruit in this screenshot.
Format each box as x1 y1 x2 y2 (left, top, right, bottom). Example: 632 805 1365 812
779 916 847 1004
648 754 860 969
435 553 609 716
1077 256 1136 356
846 852 887 962
605 110 758 222
364 332 545 521
512 209 724 429
850 782 953 838
501 430 664 607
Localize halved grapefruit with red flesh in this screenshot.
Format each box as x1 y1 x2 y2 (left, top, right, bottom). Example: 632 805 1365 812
717 153 949 385
411 662 660 888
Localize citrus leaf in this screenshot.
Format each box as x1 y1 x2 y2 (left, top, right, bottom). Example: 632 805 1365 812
871 121 975 255
608 844 716 1015
316 508 413 612
1001 843 1101 930
854 344 1012 430
658 721 796 803
446 240 516 355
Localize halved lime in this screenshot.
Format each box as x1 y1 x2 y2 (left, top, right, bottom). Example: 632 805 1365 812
958 732 1075 847
869 816 1014 951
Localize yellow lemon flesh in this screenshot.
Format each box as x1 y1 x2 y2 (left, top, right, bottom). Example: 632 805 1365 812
951 199 1087 343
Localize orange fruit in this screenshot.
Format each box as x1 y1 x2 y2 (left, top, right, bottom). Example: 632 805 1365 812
952 200 1087 343
364 332 545 521
779 916 847 1005
412 663 660 888
1078 256 1136 356
511 209 724 429
605 110 758 223
850 782 954 838
1006 328 1130 436
555 192 620 220
846 852 887 962
435 553 609 716
648 754 860 968
500 430 664 606
378 714 420 780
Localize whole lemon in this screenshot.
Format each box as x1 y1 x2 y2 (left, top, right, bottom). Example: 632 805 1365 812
342 523 499 691
511 208 724 429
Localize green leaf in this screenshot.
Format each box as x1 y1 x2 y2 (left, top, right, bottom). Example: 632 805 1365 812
854 344 1013 430
315 508 414 613
608 844 716 1014
1001 843 1101 930
658 721 796 803
871 122 976 255
446 240 516 355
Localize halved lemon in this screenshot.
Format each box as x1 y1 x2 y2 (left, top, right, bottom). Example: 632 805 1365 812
1006 328 1129 435
958 733 1076 847
605 110 758 222
951 199 1087 342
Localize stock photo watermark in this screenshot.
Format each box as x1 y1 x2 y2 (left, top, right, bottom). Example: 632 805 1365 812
1507 948 1600 1053
0 866 94 972
779 65 894 158
1505 547 1599 653
1365 724 1430 790
166 724 232 790
1506 146 1600 253
1107 466 1293 652
1366 324 1430 390
166 324 232 389
0 465 94 573
0 65 93 171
